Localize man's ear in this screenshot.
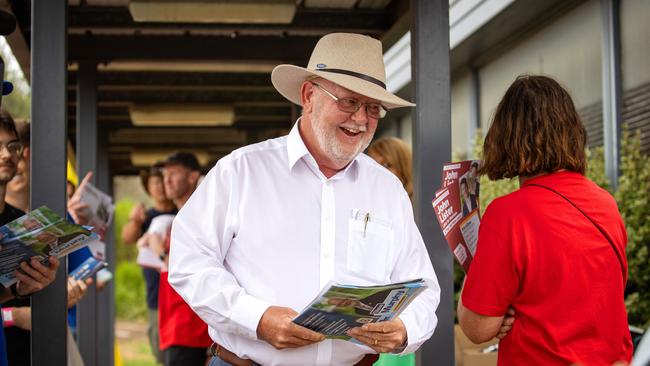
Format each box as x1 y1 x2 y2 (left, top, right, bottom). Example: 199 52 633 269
300 81 314 114
189 170 201 186
22 146 30 160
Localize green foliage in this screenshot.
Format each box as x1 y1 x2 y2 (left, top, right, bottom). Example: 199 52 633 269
613 129 650 327
115 198 138 262
115 261 147 321
586 146 610 192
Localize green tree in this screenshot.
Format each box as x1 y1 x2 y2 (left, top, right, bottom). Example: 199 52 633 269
615 129 650 327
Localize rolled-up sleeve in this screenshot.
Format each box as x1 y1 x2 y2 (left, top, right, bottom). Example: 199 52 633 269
168 158 271 340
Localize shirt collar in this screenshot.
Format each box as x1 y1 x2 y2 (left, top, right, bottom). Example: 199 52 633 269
286 118 361 181
287 118 310 170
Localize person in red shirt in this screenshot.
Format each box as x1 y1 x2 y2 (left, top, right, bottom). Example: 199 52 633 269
148 152 211 366
457 75 633 365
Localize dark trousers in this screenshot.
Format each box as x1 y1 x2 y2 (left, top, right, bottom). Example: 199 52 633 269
163 346 207 366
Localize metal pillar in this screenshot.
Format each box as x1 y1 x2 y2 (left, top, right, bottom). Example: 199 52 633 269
30 0 68 365
76 61 99 365
410 0 454 365
468 67 481 156
601 0 622 189
96 126 115 366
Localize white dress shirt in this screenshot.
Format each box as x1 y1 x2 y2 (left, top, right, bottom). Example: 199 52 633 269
168 121 440 366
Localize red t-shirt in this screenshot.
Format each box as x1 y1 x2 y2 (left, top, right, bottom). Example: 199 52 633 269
158 234 212 350
462 171 632 365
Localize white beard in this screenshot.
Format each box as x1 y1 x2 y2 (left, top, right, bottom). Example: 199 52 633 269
311 116 373 167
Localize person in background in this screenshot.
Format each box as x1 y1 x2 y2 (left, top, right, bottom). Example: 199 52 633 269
121 162 176 364
0 110 60 366
457 75 632 365
5 121 29 212
145 152 210 366
367 137 413 200
367 136 416 366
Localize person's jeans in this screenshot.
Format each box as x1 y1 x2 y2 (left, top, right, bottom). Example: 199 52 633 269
207 356 262 366
208 356 232 366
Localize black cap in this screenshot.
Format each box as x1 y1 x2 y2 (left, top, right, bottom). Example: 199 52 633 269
164 152 201 171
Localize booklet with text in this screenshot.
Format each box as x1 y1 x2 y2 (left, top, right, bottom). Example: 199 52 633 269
0 206 99 287
293 279 426 343
70 256 108 281
78 182 114 238
432 160 481 272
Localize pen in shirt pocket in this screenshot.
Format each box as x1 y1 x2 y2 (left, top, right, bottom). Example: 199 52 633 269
351 209 371 237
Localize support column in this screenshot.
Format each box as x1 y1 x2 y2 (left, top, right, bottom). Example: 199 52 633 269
76 61 99 366
468 67 481 156
96 126 115 366
601 0 622 189
30 0 68 365
410 0 454 365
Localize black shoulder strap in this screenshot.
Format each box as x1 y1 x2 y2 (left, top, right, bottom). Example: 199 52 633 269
528 183 626 285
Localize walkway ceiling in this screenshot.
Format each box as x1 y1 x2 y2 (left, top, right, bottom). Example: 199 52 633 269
4 0 409 174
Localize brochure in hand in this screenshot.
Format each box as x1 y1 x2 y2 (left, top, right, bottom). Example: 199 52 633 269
78 182 114 238
293 279 426 342
432 160 481 272
70 256 108 281
0 206 99 287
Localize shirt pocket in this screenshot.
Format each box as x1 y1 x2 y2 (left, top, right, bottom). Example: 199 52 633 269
346 210 395 282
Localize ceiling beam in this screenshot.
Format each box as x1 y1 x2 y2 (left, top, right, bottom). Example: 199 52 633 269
68 34 319 62
68 71 273 86
67 6 389 35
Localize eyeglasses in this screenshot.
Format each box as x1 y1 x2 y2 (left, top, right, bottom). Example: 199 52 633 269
0 140 24 156
310 82 387 119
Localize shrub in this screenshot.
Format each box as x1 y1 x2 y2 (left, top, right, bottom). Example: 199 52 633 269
114 198 138 262
616 129 650 327
115 261 148 321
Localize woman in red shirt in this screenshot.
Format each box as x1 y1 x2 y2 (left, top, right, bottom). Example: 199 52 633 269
458 75 632 365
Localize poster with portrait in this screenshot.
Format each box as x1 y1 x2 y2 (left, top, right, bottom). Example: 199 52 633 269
433 160 482 272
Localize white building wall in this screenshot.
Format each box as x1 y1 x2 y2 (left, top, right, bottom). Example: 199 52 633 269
451 71 471 158
479 0 603 128
621 0 650 90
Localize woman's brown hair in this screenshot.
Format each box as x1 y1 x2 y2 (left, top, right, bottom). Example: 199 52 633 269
139 162 165 195
479 75 587 180
367 137 413 198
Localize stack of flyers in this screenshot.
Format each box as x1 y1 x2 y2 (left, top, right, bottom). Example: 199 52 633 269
0 206 99 287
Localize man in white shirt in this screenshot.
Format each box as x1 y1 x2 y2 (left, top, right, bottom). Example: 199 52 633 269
168 33 440 366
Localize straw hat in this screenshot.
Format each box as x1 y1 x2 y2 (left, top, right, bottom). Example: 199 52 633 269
271 33 415 110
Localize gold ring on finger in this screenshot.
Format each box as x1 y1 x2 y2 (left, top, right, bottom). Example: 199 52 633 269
374 339 378 346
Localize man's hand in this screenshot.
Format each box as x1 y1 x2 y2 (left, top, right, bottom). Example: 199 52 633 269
496 307 515 340
257 306 325 349
129 203 146 225
347 318 407 353
146 233 166 256
67 276 93 308
67 171 93 225
14 256 59 297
